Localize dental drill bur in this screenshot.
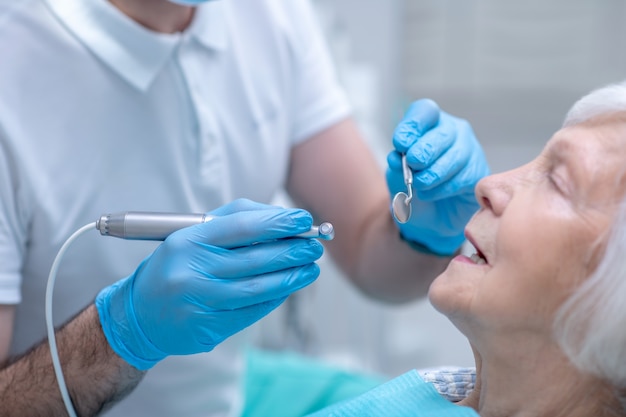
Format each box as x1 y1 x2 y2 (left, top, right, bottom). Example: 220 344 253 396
95 212 335 241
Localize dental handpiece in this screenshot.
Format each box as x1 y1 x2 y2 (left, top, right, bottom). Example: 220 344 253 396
95 211 335 241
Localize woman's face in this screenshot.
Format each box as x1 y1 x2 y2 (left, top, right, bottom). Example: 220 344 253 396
429 116 626 346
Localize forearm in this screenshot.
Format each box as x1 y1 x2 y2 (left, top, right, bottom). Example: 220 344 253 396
0 305 145 417
288 118 452 303
336 201 452 303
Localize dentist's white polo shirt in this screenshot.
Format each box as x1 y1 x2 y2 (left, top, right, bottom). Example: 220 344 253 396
0 0 350 416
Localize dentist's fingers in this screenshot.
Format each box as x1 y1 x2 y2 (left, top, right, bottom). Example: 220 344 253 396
175 206 314 249
192 263 321 310
188 238 324 279
392 98 441 152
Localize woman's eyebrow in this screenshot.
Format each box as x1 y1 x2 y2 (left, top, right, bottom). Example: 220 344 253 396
548 136 573 159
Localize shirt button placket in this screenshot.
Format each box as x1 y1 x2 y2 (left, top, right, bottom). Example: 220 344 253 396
178 41 219 178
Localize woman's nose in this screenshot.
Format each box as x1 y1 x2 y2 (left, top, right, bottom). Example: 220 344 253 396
475 170 514 216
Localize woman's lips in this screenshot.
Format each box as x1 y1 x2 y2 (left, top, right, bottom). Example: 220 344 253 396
465 230 489 265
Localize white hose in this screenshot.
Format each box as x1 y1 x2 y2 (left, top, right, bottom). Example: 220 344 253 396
45 222 96 417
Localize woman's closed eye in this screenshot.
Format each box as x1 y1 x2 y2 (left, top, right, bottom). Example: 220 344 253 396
547 163 572 198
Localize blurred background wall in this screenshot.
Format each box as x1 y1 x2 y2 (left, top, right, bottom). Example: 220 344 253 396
253 0 626 379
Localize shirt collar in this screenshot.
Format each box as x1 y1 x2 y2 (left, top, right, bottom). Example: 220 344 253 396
44 0 229 91
189 2 229 52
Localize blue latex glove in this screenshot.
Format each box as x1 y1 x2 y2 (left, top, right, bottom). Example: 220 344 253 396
386 99 490 255
96 199 324 370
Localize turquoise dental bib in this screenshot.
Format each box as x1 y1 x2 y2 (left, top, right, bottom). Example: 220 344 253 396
305 369 479 417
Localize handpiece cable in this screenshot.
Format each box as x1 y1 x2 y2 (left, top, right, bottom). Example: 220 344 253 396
45 222 96 417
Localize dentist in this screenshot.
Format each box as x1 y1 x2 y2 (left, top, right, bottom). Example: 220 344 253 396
0 0 489 415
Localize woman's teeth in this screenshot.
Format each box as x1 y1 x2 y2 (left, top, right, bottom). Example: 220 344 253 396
470 253 486 265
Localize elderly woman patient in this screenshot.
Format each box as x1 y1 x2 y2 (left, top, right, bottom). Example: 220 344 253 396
309 81 626 417
432 81 626 417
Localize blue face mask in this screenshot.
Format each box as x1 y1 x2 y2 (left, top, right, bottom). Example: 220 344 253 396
168 0 217 4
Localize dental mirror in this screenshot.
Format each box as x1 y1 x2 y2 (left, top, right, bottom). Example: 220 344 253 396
392 192 411 224
392 154 413 224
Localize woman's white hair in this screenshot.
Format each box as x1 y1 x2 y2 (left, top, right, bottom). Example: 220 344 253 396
554 81 626 405
562 81 626 128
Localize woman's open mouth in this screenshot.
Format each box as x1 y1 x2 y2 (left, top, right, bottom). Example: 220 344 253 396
469 251 487 265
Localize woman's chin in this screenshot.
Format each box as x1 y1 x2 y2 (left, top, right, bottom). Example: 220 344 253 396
428 264 476 318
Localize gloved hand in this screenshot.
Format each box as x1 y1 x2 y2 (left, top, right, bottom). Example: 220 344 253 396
386 99 490 255
96 199 324 370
